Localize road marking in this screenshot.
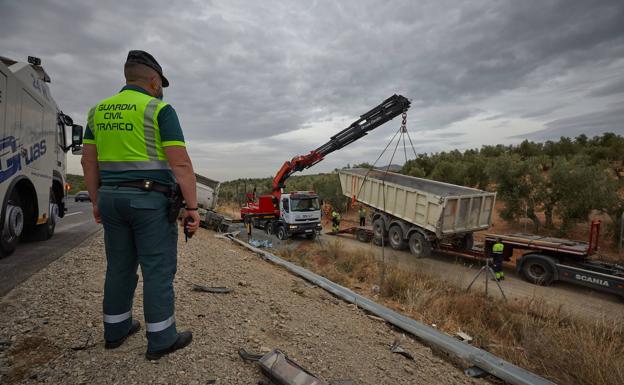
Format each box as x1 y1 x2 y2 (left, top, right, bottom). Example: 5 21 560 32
64 212 83 217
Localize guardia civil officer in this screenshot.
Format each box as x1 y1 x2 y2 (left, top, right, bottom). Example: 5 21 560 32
81 50 199 360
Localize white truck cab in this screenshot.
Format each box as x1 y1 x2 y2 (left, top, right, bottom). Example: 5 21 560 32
0 56 83 256
276 191 322 240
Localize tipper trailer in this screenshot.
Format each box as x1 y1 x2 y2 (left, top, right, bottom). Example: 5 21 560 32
337 169 624 297
338 168 496 256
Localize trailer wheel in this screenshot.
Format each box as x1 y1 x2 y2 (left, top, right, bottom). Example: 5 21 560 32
0 191 24 257
408 232 431 258
276 225 288 240
459 233 474 251
388 226 406 250
357 229 371 243
373 218 386 239
522 258 554 286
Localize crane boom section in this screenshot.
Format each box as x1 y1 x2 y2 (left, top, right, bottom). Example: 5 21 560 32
272 94 410 195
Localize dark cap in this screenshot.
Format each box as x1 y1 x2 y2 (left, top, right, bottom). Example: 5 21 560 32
125 50 169 87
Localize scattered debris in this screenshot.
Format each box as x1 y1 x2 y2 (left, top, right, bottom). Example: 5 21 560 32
70 334 96 351
249 239 273 248
213 231 240 239
238 348 264 363
238 280 250 287
366 314 385 323
259 349 327 385
240 348 328 384
456 330 473 343
390 335 415 361
465 366 487 378
192 284 233 294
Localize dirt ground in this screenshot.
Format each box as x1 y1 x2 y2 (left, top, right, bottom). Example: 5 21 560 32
0 229 487 385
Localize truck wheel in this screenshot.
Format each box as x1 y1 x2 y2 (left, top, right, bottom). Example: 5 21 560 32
373 218 386 239
306 232 317 240
276 226 288 240
388 225 406 250
408 232 431 258
265 221 274 235
0 192 24 257
27 193 58 241
521 258 554 285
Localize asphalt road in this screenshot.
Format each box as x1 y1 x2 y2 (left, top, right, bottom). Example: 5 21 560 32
0 199 101 297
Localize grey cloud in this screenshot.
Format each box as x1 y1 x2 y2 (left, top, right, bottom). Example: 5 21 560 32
3 0 624 180
589 77 624 97
519 106 624 140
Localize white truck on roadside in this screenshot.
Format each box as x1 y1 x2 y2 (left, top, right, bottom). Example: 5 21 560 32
0 56 83 256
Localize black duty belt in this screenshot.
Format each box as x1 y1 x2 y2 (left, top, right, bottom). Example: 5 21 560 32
103 180 173 196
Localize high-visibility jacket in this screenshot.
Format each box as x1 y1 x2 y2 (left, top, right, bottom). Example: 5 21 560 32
359 208 366 218
85 89 179 171
492 242 504 254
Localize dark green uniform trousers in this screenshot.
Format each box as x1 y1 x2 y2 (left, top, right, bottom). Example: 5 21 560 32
98 186 178 352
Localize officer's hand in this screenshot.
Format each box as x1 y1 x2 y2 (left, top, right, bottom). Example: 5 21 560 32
92 203 101 224
183 210 201 234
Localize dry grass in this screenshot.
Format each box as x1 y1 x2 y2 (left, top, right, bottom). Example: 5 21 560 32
276 239 624 385
216 201 242 219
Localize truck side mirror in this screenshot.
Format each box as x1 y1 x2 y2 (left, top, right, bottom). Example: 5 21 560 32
71 125 83 147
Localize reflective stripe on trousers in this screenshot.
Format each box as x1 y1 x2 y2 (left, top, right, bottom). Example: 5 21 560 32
146 314 175 333
103 310 132 324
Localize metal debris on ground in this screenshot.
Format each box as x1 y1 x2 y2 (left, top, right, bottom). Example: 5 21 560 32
192 284 233 294
465 366 487 378
456 331 473 343
249 239 273 248
213 230 240 239
240 348 327 385
390 334 415 361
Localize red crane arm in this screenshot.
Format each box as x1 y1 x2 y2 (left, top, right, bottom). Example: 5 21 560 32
272 151 324 199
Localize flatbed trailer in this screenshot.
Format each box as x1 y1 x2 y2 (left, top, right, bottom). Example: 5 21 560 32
328 221 624 298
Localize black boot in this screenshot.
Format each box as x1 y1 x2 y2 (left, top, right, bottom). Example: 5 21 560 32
105 319 141 349
145 331 193 360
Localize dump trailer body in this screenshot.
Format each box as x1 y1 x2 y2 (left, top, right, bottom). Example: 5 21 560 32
339 168 496 237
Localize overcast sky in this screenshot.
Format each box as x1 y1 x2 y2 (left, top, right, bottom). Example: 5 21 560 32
2 0 624 181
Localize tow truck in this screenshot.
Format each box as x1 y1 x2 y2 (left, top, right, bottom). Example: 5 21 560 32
0 55 83 256
240 94 410 240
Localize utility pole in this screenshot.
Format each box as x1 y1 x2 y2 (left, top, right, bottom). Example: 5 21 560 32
618 211 624 253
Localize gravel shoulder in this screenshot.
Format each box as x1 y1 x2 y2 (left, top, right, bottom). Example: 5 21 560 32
0 229 486 385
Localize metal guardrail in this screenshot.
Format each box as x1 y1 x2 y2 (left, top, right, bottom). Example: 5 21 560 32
226 234 557 385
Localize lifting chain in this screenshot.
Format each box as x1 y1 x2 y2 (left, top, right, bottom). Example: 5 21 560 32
400 112 407 133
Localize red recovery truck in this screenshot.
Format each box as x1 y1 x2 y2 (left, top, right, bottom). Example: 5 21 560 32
240 94 411 241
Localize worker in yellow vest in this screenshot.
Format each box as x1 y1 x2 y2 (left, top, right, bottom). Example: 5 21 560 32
359 206 367 227
331 210 341 233
492 238 505 281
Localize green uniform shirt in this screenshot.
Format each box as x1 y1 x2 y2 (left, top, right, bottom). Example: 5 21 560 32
83 85 185 186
